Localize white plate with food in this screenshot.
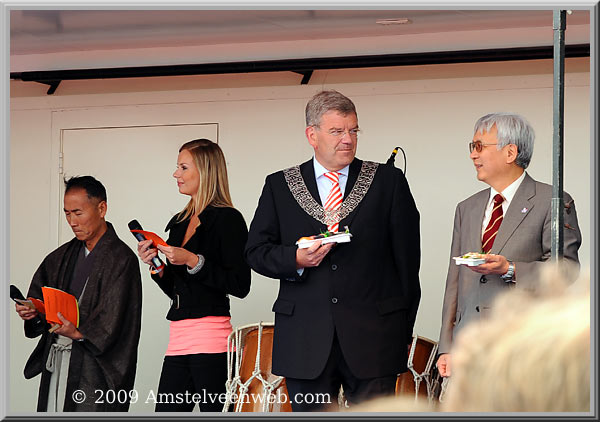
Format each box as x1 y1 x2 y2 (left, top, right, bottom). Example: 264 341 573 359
296 232 352 249
453 252 486 266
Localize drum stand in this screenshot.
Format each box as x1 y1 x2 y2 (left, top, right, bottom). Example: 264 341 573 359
223 322 291 412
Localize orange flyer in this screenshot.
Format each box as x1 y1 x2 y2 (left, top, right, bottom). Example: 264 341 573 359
29 297 46 315
130 230 169 247
41 287 79 327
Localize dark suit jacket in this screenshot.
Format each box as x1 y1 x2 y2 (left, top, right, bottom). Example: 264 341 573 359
245 158 421 380
438 173 582 354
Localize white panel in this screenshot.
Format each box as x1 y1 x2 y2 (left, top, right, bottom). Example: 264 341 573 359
61 123 217 412
60 124 217 244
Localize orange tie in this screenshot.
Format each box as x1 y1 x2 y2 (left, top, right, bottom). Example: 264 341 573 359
482 194 504 253
323 172 342 233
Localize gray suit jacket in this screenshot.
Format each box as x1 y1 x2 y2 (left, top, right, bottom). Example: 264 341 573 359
438 173 581 354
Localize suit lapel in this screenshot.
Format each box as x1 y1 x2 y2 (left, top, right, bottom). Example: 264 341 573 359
491 174 536 254
339 158 363 230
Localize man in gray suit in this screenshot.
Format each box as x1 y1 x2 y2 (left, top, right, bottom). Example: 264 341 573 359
436 112 581 378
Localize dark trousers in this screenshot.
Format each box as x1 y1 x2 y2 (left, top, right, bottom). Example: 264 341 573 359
285 332 397 412
155 352 227 412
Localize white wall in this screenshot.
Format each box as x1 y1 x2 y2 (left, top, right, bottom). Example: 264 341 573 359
9 58 591 413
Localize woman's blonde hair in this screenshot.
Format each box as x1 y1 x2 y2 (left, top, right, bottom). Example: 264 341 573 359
177 139 233 222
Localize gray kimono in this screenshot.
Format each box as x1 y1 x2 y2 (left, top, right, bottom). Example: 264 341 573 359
23 222 142 412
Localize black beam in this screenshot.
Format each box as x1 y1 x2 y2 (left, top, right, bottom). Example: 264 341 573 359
292 70 314 85
35 80 61 95
11 44 590 87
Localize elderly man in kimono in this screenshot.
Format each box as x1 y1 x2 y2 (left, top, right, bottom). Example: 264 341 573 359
14 176 143 412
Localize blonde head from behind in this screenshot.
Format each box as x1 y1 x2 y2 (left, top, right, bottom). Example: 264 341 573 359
442 265 590 412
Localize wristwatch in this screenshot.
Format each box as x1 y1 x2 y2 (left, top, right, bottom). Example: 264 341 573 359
501 260 515 282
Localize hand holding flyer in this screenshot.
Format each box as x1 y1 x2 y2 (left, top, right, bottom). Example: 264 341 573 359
129 229 168 248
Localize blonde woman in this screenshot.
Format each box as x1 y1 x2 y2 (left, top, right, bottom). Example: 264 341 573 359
136 139 251 412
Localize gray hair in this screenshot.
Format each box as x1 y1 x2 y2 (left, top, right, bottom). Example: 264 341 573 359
305 90 357 127
474 113 535 169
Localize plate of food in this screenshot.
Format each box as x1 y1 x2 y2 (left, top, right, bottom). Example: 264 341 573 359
296 228 352 249
453 252 487 266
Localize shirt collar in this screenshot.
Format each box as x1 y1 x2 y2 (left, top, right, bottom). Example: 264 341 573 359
313 156 350 180
490 170 526 204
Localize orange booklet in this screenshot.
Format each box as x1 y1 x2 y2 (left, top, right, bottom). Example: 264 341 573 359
41 287 79 327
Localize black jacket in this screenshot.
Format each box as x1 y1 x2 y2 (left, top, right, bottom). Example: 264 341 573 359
245 158 421 380
152 205 251 320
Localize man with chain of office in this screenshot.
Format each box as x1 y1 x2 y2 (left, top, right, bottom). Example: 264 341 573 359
245 90 421 411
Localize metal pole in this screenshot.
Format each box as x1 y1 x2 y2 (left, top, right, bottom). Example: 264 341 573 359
551 10 566 261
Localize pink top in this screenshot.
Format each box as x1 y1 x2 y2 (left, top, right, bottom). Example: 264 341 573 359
165 316 232 356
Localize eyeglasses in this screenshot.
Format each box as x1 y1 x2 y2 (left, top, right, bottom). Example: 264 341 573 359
317 126 361 139
469 140 498 153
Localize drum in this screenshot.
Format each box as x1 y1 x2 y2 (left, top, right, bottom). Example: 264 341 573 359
395 335 439 402
223 322 292 412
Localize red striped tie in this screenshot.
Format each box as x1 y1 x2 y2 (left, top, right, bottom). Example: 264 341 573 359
482 193 504 253
323 171 342 233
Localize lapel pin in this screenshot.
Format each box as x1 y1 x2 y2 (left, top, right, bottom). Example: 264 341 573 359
564 199 574 214
521 207 529 214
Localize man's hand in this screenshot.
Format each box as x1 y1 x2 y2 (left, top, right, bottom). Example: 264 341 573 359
53 312 83 340
15 303 38 321
296 240 334 269
157 244 198 267
437 353 451 377
467 254 510 275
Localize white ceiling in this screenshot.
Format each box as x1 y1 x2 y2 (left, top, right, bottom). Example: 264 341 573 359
9 9 591 72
